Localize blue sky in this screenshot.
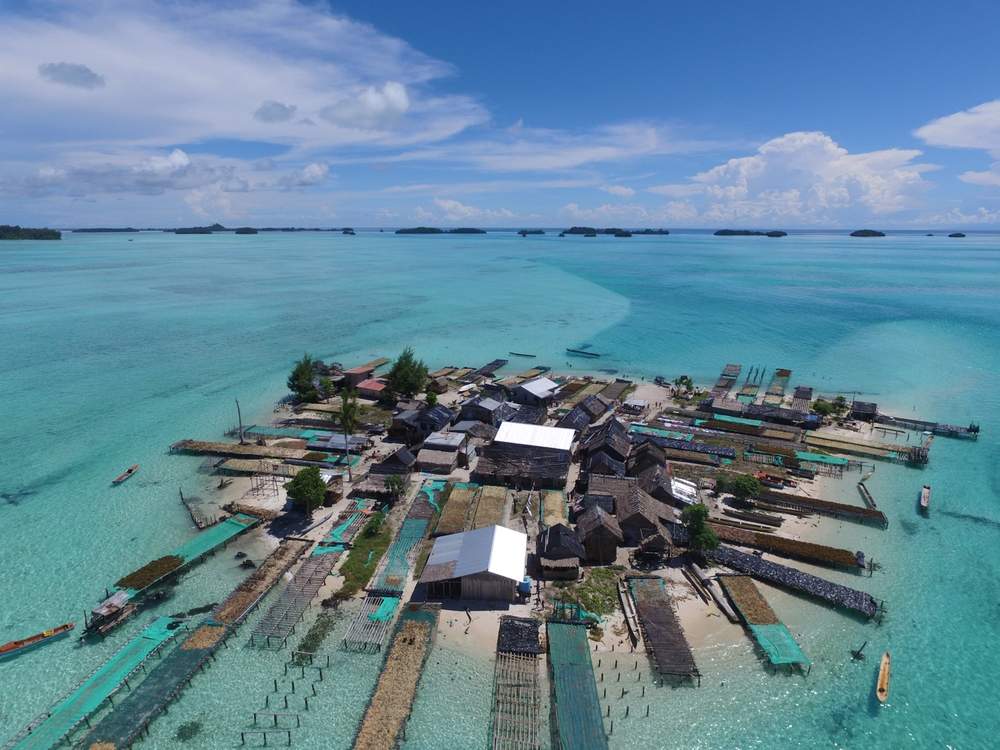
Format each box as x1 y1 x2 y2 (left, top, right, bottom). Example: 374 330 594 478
3 0 1000 228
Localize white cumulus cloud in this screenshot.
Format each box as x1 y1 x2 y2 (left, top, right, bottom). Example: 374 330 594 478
601 185 635 197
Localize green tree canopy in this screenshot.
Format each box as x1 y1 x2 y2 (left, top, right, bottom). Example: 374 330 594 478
287 353 319 402
681 502 719 552
340 389 360 481
285 466 326 517
384 474 406 504
386 347 428 398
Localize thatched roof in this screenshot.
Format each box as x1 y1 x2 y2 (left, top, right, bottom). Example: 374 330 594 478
575 506 623 543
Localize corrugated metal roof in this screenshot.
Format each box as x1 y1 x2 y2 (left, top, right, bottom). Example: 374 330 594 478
495 421 574 451
516 377 559 399
420 525 527 583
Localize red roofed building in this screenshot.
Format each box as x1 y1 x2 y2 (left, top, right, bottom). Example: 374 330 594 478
356 378 388 400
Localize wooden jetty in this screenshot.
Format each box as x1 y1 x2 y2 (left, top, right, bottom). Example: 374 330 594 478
857 481 878 510
710 362 742 399
465 358 509 382
707 545 879 619
805 433 929 465
353 604 440 750
718 575 810 671
171 439 310 461
491 617 543 750
250 553 339 650
4 618 183 750
876 413 979 440
708 522 865 570
86 513 260 636
546 621 608 750
762 368 792 406
758 488 888 528
626 576 699 683
78 541 307 750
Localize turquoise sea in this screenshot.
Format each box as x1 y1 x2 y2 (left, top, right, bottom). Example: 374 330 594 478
1 230 998 749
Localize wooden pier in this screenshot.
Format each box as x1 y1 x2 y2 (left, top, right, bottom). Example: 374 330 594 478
626 576 699 683
757 489 888 528
707 545 879 619
718 575 810 671
171 439 310 461
491 617 543 750
875 413 979 440
250 553 339 650
546 621 608 750
710 362 742 399
78 541 307 749
708 523 864 570
353 604 439 750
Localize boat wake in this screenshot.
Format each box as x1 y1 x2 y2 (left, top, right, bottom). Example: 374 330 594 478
938 510 1000 531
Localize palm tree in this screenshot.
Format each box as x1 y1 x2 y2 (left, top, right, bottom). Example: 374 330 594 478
340 389 360 482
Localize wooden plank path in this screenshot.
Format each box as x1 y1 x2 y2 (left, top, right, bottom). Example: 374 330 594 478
626 576 699 683
171 439 310 460
491 617 543 750
250 554 338 650
708 522 864 570
78 541 308 749
758 489 888 528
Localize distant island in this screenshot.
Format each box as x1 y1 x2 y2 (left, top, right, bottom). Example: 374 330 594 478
73 227 140 233
613 230 632 237
518 229 545 236
714 229 787 237
395 227 486 234
258 227 324 232
342 228 356 235
949 232 966 238
0 225 61 240
850 229 885 237
172 223 225 235
632 229 670 235
234 227 258 235
561 226 650 237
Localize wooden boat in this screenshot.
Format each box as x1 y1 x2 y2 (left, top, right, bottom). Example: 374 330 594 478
919 484 931 514
508 351 536 358
566 348 601 358
0 622 75 658
112 464 140 485
876 651 891 703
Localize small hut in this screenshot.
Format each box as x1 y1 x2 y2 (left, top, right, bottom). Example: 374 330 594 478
617 487 662 545
539 523 585 580
575 506 623 565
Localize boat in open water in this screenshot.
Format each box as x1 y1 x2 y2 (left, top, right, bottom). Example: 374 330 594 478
919 484 931 515
112 464 139 485
876 651 891 703
0 622 75 659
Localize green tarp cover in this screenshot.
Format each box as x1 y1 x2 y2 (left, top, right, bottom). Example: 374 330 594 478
368 596 401 622
795 451 849 466
547 623 608 750
747 623 810 666
629 423 693 441
711 414 764 427
12 617 182 750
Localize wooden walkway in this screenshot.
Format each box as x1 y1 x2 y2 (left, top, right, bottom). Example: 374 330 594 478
758 489 888 528
707 545 879 619
171 439 310 460
492 617 543 750
627 576 699 683
250 554 338 650
708 522 863 570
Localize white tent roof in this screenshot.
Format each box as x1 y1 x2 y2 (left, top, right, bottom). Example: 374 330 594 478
419 524 527 583
495 421 575 451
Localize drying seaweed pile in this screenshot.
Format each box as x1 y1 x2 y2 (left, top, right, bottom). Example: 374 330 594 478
181 625 225 650
708 545 878 618
115 555 183 590
214 540 306 624
353 619 433 750
717 575 778 624
708 523 861 569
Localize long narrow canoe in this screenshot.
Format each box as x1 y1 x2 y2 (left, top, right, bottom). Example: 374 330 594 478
112 464 139 485
0 622 75 659
876 651 891 703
